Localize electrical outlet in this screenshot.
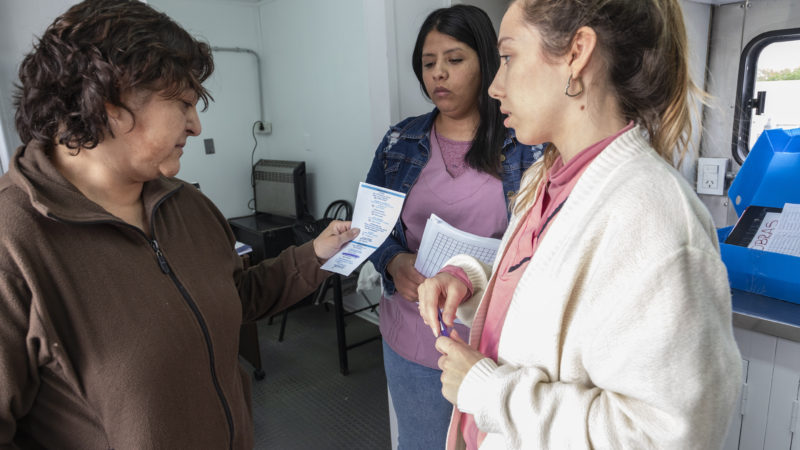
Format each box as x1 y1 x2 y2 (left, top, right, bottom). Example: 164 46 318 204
256 121 272 135
696 157 729 196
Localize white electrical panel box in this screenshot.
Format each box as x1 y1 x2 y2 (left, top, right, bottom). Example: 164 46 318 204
696 157 729 196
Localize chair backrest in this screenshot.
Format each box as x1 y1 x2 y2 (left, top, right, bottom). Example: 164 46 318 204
323 200 353 221
292 200 354 244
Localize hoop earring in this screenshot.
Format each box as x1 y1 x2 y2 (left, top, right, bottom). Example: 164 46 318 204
564 74 583 97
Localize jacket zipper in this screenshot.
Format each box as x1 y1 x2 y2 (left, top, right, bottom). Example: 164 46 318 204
147 196 236 450
47 185 236 448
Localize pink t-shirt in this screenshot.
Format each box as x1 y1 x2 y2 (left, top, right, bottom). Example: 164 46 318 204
402 127 508 251
462 122 634 449
380 124 509 369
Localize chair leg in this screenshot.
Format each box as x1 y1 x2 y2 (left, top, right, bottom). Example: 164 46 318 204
332 274 349 375
238 322 265 381
359 291 379 316
278 310 289 342
313 277 331 306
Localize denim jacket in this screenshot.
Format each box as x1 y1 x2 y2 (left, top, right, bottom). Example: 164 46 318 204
365 109 544 295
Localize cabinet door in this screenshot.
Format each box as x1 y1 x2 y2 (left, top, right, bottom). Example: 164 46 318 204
731 327 778 450
794 385 800 450
764 338 800 450
724 359 748 450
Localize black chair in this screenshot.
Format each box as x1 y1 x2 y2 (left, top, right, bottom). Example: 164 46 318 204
324 200 353 223
318 263 381 375
276 200 353 341
271 200 352 339
289 199 353 247
276 200 380 375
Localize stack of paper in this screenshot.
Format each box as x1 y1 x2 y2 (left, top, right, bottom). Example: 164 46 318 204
414 214 501 278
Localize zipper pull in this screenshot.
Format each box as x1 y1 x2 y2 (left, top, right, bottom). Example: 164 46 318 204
150 239 170 274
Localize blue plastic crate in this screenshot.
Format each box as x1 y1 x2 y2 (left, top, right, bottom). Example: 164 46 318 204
718 127 800 304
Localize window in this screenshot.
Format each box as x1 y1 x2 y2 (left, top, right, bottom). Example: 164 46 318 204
732 29 800 164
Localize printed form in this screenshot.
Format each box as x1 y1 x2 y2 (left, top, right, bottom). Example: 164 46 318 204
321 182 406 276
763 203 800 257
414 214 501 278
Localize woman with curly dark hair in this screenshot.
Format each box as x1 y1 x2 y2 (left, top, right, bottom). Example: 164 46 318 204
0 0 357 448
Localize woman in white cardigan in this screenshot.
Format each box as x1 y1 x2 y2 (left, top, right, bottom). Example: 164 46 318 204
417 1 742 449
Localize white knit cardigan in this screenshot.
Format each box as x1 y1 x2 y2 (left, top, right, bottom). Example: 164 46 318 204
445 126 742 450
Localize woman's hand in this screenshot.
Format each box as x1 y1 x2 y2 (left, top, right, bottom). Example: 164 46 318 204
436 329 485 405
312 220 359 261
417 272 468 337
386 253 425 301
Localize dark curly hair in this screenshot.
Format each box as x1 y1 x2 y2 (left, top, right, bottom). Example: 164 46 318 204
13 0 214 151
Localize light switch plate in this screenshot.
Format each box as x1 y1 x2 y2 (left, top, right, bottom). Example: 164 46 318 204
203 138 215 155
696 157 729 196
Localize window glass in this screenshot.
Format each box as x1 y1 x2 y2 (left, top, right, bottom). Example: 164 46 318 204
749 40 800 148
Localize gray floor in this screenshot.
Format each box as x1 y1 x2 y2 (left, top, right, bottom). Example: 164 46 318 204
247 303 390 449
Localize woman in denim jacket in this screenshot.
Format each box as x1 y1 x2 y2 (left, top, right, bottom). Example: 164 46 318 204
364 5 543 448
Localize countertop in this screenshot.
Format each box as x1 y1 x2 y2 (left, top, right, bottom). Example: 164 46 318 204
731 289 800 342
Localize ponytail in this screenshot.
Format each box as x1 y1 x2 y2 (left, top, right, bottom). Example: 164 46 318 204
512 0 702 214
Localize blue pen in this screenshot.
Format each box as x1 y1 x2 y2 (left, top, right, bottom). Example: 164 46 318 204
437 309 450 337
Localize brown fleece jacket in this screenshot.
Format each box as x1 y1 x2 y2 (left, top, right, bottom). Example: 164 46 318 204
0 142 329 449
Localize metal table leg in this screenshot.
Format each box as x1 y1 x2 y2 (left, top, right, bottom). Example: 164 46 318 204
332 274 349 375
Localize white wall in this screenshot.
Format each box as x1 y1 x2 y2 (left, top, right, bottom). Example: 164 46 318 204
253 0 376 218
679 0 713 182
0 0 721 219
387 0 451 122
153 0 263 218
455 0 508 32
0 0 76 175
155 0 392 219
363 0 394 152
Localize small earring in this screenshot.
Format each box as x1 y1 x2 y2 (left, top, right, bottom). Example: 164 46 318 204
564 74 583 97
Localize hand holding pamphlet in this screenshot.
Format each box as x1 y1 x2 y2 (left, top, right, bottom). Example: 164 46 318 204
321 182 406 276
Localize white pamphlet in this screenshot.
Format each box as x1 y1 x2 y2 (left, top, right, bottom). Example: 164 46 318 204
414 214 501 278
321 182 406 276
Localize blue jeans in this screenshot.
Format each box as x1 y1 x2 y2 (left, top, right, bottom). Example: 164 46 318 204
383 340 452 450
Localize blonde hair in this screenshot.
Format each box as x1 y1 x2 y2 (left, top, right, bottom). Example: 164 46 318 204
512 0 703 214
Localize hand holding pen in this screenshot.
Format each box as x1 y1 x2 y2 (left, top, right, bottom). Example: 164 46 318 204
417 272 468 338
437 309 450 337
419 273 485 407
